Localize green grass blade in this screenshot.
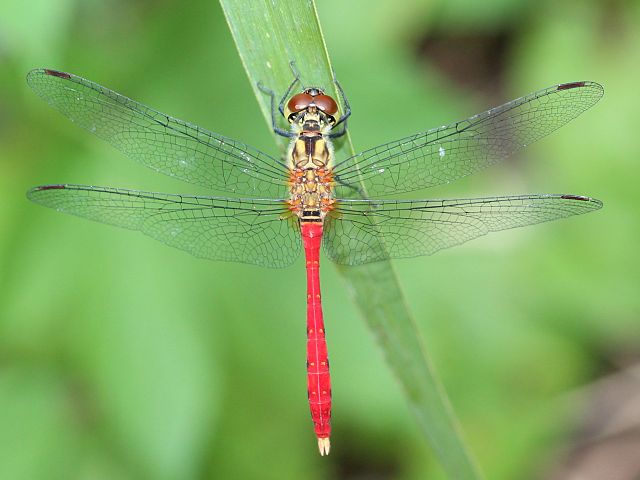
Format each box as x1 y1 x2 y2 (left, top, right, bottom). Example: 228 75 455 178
219 1 483 477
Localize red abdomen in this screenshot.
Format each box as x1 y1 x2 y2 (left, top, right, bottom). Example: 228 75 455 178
301 222 332 455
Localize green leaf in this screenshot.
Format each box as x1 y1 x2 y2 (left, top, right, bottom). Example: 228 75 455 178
219 1 482 477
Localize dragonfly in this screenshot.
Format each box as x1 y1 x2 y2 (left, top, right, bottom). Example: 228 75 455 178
27 68 603 455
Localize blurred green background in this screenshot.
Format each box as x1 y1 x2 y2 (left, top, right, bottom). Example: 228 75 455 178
1 0 639 479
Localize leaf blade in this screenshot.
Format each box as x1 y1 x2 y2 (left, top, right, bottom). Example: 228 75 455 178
219 1 482 477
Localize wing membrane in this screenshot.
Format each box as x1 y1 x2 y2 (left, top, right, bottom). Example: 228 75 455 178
28 184 299 268
333 82 603 198
27 69 288 197
324 194 602 265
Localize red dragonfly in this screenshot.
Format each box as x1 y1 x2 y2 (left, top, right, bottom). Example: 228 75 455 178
27 68 603 455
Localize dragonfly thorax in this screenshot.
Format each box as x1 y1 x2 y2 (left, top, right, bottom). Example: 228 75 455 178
287 105 336 170
288 167 334 221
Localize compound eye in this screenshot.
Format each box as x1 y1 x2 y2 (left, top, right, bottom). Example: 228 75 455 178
288 93 314 113
313 95 338 116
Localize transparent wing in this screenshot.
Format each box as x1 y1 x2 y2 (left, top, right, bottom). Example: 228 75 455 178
333 82 604 198
28 184 300 268
27 69 289 197
324 194 602 265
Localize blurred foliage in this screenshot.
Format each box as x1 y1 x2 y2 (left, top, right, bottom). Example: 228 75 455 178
0 0 639 479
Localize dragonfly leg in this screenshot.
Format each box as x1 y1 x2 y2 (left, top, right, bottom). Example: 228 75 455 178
328 122 348 139
279 61 302 116
258 81 296 138
332 78 351 130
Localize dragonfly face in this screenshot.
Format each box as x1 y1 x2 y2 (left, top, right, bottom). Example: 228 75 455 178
285 87 339 125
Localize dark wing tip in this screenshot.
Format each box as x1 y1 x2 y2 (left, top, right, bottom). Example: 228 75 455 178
27 184 67 200
556 80 604 96
35 184 67 191
26 68 73 86
560 194 604 209
43 69 72 79
557 81 586 91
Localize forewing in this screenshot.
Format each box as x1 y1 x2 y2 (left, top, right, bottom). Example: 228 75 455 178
333 82 603 198
28 185 300 268
324 194 602 265
27 69 288 197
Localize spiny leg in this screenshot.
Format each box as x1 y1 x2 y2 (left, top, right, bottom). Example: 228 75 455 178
278 61 302 116
257 81 296 138
329 78 351 139
332 78 351 128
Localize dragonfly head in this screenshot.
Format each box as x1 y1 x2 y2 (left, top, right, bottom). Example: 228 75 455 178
286 88 339 128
